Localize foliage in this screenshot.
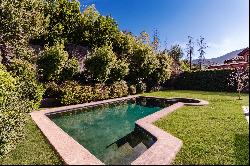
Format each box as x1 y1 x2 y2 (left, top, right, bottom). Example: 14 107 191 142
151 53 173 84
0 0 47 63
92 84 110 101
128 85 137 95
0 68 33 156
110 59 129 82
8 59 44 109
78 5 120 49
37 42 68 82
136 81 147 94
85 45 117 83
128 43 159 83
185 36 194 70
109 81 128 98
137 31 150 45
60 81 93 105
60 58 79 82
171 69 236 92
228 67 249 99
41 0 81 45
197 36 208 70
152 29 160 52
43 82 62 98
168 44 184 62
180 59 191 72
112 32 136 56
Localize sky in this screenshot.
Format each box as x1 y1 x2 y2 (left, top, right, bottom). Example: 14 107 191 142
79 0 249 59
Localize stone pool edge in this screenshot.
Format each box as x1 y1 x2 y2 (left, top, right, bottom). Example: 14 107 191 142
30 95 209 165
132 96 209 165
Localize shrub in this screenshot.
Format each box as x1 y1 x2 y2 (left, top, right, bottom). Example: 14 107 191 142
109 81 128 98
136 81 147 93
152 53 172 84
85 45 116 83
92 84 110 101
128 85 136 95
8 59 44 109
128 43 159 83
43 81 62 98
60 57 80 82
171 69 236 92
60 81 93 105
37 43 68 82
0 68 33 156
110 59 129 82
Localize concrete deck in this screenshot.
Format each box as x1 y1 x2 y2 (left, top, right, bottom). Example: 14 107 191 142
30 95 209 165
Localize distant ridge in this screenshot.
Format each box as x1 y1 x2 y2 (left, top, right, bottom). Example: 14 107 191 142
193 48 245 65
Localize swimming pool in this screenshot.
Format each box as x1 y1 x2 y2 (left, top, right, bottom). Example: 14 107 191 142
31 95 208 165
47 96 177 165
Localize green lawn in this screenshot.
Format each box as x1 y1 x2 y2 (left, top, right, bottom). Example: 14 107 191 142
0 90 248 165
0 116 62 165
145 90 249 165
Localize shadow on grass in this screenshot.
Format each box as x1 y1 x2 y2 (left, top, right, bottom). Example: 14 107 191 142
234 134 249 165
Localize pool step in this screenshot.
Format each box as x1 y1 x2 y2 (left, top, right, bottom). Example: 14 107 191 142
120 142 148 164
104 142 147 165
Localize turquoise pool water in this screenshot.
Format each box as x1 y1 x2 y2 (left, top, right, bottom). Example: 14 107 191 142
48 97 175 165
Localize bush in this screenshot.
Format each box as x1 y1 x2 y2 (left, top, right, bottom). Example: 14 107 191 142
171 69 236 92
92 84 110 101
37 43 68 82
43 81 62 98
128 85 136 95
109 81 128 98
110 59 129 82
85 45 116 83
152 53 172 84
0 68 33 156
128 43 159 83
8 59 44 109
59 57 80 82
136 81 147 93
60 81 93 105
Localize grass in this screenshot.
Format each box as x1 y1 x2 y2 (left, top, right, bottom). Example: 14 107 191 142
143 90 249 165
0 116 62 165
0 90 248 165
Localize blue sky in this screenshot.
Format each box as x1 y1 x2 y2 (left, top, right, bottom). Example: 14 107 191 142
79 0 249 59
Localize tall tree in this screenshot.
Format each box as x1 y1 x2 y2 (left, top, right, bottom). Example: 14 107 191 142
152 29 160 52
186 36 194 70
197 36 208 70
168 44 184 62
163 37 168 53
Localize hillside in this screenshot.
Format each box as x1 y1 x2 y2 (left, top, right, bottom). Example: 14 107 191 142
193 48 245 65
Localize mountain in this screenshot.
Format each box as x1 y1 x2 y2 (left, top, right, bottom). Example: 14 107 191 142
193 48 245 65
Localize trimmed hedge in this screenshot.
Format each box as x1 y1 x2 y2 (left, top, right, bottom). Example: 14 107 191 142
59 80 129 106
170 69 236 92
92 84 110 101
109 80 128 98
60 81 93 105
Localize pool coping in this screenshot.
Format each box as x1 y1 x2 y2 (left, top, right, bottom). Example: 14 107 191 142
30 95 209 165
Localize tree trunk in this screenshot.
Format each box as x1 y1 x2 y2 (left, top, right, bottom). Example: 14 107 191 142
189 50 192 70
